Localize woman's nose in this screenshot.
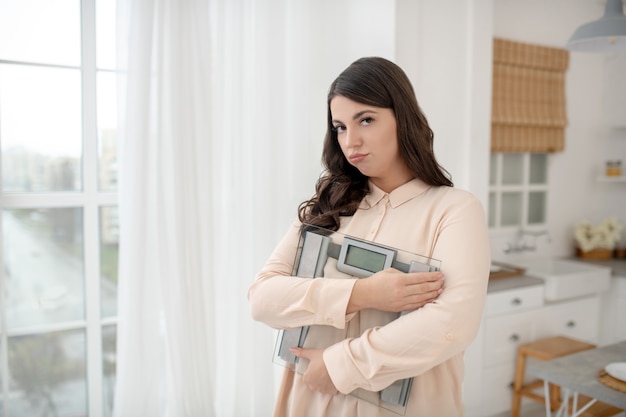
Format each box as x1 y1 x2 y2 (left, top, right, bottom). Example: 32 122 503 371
344 129 361 148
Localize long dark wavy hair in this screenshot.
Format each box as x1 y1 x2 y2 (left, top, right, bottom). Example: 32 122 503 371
298 57 453 231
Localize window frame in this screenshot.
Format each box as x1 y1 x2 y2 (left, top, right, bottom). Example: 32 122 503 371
0 1 117 416
489 152 550 233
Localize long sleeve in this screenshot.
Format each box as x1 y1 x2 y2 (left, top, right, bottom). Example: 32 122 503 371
248 221 358 330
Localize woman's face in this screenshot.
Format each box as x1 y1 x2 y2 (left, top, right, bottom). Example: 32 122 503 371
330 95 413 192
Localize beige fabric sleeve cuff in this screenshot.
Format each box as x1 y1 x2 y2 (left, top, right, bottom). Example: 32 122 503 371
323 339 365 394
311 278 357 328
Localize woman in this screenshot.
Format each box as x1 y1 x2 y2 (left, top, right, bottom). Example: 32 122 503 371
248 57 490 416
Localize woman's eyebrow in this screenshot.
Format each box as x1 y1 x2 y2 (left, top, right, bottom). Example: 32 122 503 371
332 109 378 125
352 109 377 120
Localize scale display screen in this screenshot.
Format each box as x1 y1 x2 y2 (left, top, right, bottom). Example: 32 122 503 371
337 237 396 278
345 245 387 273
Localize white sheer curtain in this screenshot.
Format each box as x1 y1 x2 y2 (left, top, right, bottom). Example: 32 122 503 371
113 0 217 415
113 1 322 416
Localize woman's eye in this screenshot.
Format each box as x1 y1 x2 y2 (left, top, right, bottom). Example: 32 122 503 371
360 117 373 126
333 125 346 133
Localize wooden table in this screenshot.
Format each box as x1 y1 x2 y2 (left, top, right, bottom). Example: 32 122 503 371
527 340 626 416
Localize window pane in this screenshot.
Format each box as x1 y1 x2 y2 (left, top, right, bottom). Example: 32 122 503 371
502 154 524 185
0 0 80 66
489 154 498 186
7 330 86 416
3 208 84 329
488 191 496 228
0 64 82 192
501 192 523 226
98 72 118 191
529 154 548 184
96 0 117 70
102 325 117 417
528 191 546 224
100 206 119 317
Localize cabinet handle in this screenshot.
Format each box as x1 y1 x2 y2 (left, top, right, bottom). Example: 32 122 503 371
511 298 522 306
567 321 576 328
510 334 520 342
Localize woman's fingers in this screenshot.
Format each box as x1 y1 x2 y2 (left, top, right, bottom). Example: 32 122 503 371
369 269 444 312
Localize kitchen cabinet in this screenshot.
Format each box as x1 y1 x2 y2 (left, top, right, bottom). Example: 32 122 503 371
540 296 600 343
601 276 626 344
464 281 544 417
480 307 543 415
617 279 626 342
464 279 603 417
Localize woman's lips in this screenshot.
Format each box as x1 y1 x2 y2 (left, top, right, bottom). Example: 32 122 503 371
349 153 367 163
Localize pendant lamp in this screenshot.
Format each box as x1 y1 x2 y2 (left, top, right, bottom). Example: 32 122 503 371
567 0 626 52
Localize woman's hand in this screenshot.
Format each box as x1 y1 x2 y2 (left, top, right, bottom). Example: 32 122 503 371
290 347 338 395
347 269 444 314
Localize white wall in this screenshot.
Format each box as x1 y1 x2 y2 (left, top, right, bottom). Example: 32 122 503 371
395 0 493 207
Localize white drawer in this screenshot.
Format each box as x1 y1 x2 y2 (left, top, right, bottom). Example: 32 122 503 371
482 364 516 416
615 276 626 295
617 298 626 340
541 296 600 344
483 309 540 367
485 285 544 317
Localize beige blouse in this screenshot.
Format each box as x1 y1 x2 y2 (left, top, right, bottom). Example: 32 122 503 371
248 179 491 417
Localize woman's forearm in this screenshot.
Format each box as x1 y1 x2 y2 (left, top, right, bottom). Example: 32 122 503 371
346 269 444 314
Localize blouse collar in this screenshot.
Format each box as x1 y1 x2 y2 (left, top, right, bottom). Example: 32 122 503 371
362 178 431 209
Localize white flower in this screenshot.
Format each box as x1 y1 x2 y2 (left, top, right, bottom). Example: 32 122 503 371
575 222 595 252
575 217 623 251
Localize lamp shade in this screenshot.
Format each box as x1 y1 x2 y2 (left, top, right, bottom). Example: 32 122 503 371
567 0 626 52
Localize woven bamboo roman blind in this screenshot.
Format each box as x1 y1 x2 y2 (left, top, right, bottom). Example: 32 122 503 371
491 38 569 153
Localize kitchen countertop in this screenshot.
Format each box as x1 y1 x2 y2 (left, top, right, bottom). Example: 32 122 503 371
487 258 626 294
487 275 544 294
571 258 626 277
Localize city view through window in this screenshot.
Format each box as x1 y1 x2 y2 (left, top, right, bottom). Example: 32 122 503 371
0 1 119 416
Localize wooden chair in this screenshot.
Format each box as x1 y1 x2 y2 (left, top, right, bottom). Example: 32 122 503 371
512 336 623 417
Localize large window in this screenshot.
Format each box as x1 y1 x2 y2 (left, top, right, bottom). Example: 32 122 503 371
0 1 118 416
